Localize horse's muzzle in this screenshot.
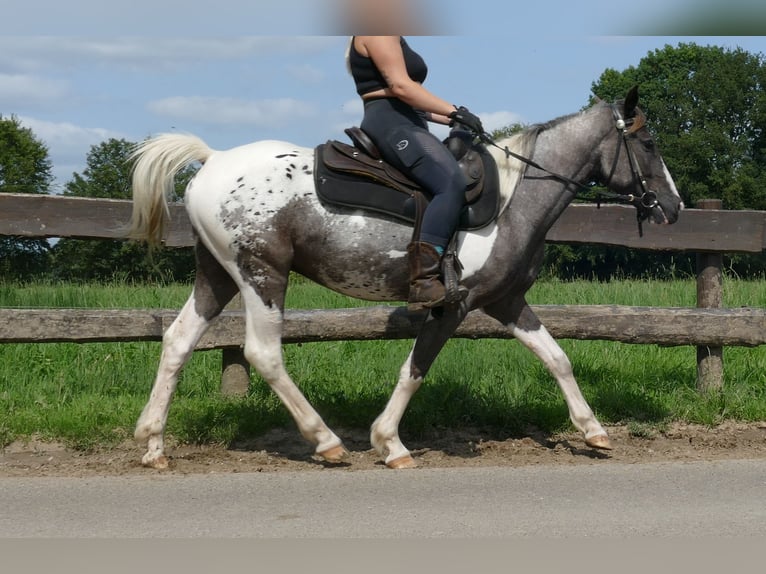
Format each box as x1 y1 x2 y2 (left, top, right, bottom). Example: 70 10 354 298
653 193 683 225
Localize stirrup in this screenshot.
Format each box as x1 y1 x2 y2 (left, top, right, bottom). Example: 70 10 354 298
441 241 466 304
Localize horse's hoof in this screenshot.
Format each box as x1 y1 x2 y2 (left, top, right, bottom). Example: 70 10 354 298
142 455 169 470
585 434 613 450
386 455 417 469
318 445 349 463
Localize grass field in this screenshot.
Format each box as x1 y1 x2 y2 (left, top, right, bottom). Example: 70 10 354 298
1 277 765 449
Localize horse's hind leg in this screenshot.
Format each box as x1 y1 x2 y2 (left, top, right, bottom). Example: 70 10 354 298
371 307 467 468
237 280 348 463
135 243 238 468
484 297 611 449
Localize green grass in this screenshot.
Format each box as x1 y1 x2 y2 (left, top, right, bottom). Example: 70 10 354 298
1 277 765 450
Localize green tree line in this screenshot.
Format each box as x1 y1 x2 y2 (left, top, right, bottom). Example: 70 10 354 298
2 42 766 283
0 117 195 282
503 42 766 279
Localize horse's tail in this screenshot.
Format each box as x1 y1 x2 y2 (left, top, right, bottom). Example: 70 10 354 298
129 133 215 245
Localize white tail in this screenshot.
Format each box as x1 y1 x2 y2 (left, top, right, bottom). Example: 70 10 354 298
129 133 215 245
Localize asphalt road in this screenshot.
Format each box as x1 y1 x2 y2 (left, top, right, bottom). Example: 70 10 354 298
1 459 765 538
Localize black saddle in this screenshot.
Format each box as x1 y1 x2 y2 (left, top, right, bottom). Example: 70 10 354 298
314 127 500 230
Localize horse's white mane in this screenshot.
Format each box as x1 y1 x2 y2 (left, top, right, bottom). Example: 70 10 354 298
489 129 539 213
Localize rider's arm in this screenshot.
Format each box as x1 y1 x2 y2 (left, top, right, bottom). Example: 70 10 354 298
359 36 457 119
423 111 452 125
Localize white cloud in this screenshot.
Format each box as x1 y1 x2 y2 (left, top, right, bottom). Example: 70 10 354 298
17 116 127 188
479 110 526 133
18 116 123 155
0 73 69 106
341 99 363 116
147 96 317 128
419 110 524 141
0 37 341 74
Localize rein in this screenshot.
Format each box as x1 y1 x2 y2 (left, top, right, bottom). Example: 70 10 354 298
477 104 659 236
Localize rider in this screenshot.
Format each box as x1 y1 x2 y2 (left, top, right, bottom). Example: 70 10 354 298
347 35 484 310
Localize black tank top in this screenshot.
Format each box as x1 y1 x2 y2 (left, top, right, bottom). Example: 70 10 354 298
349 36 428 97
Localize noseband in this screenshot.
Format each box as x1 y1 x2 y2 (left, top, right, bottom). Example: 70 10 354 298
479 104 661 236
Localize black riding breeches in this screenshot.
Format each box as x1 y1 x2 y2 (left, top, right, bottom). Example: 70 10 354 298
360 98 466 248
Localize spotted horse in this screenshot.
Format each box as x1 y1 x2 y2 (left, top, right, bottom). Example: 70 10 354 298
129 87 682 469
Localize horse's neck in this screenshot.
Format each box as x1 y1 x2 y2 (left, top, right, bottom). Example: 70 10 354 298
504 107 608 234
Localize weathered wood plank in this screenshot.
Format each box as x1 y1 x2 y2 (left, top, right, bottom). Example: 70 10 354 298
1 306 764 348
0 309 164 342
547 204 766 253
164 204 195 247
0 193 189 245
0 194 132 239
2 193 766 252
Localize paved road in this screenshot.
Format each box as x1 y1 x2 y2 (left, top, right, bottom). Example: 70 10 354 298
1 459 765 537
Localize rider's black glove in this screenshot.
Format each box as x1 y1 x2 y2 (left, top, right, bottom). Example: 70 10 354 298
449 106 484 135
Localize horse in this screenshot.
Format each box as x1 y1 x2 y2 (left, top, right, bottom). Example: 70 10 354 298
129 87 682 470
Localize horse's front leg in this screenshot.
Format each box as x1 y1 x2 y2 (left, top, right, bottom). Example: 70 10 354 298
484 298 611 449
371 306 467 468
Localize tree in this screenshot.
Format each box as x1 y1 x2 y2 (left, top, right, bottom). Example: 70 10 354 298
591 42 766 210
50 138 195 282
0 115 53 280
64 138 136 200
541 42 766 279
491 123 526 141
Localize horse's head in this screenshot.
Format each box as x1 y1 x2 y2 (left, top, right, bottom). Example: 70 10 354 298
598 86 683 225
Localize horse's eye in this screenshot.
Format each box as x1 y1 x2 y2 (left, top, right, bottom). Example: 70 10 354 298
643 139 655 151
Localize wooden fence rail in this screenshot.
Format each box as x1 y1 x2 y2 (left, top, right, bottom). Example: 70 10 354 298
2 193 765 393
2 192 766 251
1 306 764 348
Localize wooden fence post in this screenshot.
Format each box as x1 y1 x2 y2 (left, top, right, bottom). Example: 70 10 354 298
696 199 724 392
220 293 250 396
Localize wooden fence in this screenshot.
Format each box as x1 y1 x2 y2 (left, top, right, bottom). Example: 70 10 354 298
2 192 765 393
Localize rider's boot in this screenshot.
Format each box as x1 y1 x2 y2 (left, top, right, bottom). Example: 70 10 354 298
406 241 446 311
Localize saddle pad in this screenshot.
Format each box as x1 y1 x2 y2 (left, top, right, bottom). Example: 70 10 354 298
314 141 500 231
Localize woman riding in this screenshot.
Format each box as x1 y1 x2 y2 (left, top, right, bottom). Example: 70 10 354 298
347 35 484 310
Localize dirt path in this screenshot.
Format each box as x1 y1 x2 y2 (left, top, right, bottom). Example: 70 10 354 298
2 421 765 477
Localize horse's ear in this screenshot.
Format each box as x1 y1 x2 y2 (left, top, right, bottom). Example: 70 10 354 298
624 85 639 118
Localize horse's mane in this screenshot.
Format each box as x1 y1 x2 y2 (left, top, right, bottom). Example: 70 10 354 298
490 126 542 213
534 110 583 133
534 100 646 135
486 99 646 214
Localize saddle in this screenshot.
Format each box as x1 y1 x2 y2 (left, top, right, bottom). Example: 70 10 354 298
314 127 500 230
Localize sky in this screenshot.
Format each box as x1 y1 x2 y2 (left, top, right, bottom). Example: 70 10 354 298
1 0 765 192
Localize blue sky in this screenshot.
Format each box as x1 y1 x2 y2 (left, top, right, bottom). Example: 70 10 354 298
1 1 764 191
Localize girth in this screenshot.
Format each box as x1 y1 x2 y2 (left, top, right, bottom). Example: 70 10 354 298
314 127 500 231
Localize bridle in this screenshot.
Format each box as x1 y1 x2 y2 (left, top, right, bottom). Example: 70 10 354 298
477 104 661 236
607 105 660 226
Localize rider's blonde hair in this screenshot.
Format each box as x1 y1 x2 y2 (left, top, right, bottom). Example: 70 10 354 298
344 37 353 75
